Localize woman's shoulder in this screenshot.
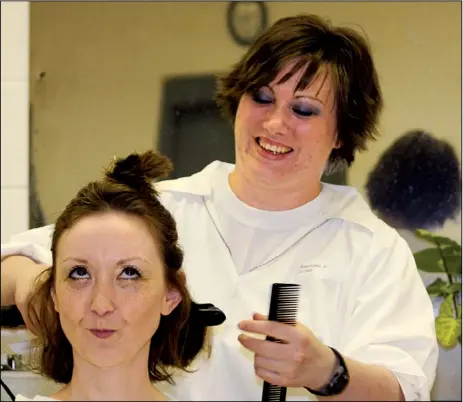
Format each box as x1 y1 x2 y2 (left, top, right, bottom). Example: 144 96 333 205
154 161 229 199
15 395 59 401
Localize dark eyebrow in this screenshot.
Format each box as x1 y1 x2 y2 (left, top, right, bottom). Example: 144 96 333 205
61 257 150 264
116 258 150 265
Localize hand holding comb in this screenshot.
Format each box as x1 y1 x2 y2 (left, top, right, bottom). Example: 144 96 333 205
261 283 301 402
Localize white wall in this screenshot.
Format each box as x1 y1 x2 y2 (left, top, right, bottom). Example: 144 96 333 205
0 3 59 400
1 2 30 242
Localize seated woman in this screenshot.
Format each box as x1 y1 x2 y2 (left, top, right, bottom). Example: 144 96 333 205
15 151 225 401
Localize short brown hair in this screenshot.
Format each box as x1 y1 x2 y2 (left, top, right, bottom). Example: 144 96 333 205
28 151 209 384
216 14 383 172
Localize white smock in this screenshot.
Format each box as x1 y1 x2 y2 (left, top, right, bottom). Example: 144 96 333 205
15 395 57 401
1 161 438 401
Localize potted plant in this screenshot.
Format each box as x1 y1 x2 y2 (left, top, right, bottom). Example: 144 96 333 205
413 229 462 349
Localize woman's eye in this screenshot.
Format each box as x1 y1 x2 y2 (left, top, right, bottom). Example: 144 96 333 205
69 266 90 280
119 266 141 280
251 90 273 104
292 106 320 118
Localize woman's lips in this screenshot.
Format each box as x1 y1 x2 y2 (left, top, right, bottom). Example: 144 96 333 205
89 329 116 339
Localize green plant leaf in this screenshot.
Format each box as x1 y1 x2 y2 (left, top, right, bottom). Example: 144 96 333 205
436 316 462 349
414 246 462 275
426 279 462 297
440 244 462 258
414 248 445 273
442 255 462 276
436 295 461 349
439 295 455 318
415 229 462 251
426 278 447 295
447 283 462 295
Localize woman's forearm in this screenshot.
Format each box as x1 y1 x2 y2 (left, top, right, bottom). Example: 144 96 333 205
1 255 38 306
318 357 405 401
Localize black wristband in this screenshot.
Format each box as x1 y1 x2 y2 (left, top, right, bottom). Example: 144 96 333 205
305 347 350 397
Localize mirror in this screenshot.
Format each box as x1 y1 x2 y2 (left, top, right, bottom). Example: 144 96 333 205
3 2 461 401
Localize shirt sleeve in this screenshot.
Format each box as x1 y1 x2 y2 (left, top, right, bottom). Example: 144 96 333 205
1 224 55 265
339 230 438 401
15 395 59 401
13 395 33 401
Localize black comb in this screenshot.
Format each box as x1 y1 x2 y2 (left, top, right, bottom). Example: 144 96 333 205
261 283 301 402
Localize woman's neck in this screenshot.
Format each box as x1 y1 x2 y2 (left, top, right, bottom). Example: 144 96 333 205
52 351 167 401
228 169 321 211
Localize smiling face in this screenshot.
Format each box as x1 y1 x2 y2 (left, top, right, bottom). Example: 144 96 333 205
51 211 181 368
233 61 339 192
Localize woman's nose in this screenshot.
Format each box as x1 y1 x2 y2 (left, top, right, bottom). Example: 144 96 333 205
90 284 115 316
262 106 290 136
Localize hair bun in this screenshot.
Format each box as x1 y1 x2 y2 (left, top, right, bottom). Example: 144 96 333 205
105 151 173 192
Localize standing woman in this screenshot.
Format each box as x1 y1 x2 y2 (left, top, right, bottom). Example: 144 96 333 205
2 14 437 401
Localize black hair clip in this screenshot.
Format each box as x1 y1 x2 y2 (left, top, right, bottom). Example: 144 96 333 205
0 305 25 328
191 302 226 327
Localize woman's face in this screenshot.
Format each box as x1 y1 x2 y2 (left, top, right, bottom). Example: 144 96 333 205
52 211 181 368
233 61 339 191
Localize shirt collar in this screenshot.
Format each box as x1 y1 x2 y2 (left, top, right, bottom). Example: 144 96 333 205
155 161 382 234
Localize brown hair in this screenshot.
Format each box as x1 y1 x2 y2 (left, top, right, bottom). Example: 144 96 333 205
27 151 209 384
216 14 383 173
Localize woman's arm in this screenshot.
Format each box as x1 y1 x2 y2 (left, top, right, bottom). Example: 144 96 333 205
1 225 54 330
1 255 41 306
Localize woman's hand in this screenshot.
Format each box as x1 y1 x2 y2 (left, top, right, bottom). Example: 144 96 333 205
238 313 336 390
1 255 49 334
16 263 49 334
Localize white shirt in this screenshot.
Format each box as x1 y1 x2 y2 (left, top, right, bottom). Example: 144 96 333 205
2 161 438 401
15 395 57 401
209 162 330 274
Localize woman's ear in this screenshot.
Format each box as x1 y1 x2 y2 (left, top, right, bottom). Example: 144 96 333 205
161 270 185 316
333 134 341 149
160 287 181 316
